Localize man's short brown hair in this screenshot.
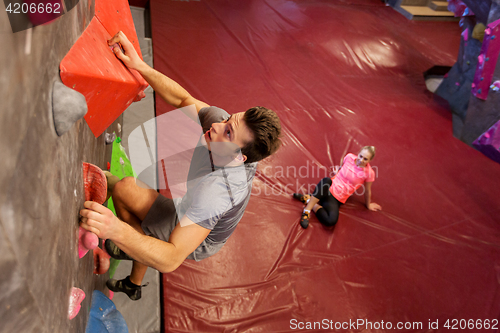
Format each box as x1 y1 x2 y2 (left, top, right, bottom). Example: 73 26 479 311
241 106 282 164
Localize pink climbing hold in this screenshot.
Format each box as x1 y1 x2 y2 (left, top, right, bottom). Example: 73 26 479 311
478 54 484 65
462 28 468 41
78 226 99 258
472 120 500 163
68 287 86 320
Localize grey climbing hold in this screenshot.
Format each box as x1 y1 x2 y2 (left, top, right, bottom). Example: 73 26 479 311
104 132 116 144
52 81 88 136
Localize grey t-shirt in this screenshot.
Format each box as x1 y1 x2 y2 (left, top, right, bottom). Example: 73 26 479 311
177 106 257 244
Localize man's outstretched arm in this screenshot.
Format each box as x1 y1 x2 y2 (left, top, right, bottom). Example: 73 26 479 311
80 201 210 273
107 31 209 112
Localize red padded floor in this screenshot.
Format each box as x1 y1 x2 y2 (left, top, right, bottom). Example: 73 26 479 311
151 1 500 331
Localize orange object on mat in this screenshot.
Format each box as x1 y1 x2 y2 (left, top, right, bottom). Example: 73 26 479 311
60 0 148 137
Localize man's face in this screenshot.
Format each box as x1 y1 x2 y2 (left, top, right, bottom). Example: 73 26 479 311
204 111 254 163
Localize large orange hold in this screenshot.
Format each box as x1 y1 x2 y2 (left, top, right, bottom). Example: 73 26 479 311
60 0 148 137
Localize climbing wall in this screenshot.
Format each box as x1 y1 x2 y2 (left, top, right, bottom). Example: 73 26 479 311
0 0 118 331
436 0 500 158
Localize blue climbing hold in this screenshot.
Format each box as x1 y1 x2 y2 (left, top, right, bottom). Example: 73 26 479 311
85 290 128 333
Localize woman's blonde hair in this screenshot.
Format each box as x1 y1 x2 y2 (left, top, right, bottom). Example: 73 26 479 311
360 146 376 160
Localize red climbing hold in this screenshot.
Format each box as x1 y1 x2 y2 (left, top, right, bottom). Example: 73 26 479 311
80 162 106 259
82 162 107 204
93 245 111 275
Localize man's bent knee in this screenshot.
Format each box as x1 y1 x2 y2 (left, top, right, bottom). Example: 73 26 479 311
116 176 136 189
113 177 138 199
112 177 159 221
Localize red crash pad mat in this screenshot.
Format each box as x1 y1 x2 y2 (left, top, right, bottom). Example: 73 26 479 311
151 0 500 332
60 0 148 137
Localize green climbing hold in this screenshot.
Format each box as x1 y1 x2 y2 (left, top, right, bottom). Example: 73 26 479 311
106 137 137 278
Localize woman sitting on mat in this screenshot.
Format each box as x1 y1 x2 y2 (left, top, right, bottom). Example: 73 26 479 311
293 146 381 229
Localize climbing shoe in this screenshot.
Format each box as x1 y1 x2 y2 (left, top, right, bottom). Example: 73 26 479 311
300 211 310 229
106 276 142 301
293 193 310 204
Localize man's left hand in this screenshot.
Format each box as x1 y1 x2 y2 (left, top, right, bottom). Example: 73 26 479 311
367 202 382 211
80 201 122 239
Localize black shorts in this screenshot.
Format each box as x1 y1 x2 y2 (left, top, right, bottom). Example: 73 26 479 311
141 194 225 261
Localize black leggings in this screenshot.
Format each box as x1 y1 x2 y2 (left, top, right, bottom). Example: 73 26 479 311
311 177 341 227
